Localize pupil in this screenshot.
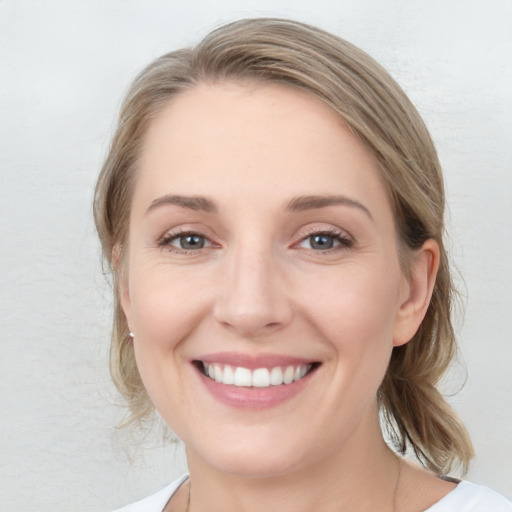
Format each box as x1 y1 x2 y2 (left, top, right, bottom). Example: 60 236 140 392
311 234 333 250
181 234 204 249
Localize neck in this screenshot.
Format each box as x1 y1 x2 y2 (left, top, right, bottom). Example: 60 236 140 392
184 408 401 512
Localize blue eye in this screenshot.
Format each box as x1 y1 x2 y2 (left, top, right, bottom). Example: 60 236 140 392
309 234 336 250
172 234 207 250
298 231 352 251
159 232 212 252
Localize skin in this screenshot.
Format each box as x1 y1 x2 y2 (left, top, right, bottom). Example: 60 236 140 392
120 82 454 511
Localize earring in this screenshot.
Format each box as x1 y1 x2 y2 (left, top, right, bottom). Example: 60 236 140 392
129 332 134 339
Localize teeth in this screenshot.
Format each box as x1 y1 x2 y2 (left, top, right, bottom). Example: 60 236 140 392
233 367 252 387
202 362 312 388
223 364 234 385
252 368 270 388
283 366 295 384
270 366 283 385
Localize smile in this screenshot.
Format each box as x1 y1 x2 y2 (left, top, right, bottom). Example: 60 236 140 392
200 362 314 388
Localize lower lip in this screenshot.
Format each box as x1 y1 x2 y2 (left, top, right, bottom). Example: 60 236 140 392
196 366 315 409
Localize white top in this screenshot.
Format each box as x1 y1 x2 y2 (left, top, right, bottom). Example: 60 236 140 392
112 476 512 512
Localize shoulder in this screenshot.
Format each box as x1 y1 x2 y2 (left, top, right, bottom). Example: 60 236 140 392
111 475 188 512
426 481 512 511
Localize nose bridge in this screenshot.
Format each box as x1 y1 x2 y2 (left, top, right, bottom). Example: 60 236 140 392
214 239 292 336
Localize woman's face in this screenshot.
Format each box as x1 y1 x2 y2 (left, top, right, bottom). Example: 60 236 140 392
121 82 424 477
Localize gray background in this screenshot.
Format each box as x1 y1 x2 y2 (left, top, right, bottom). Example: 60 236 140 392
1 0 511 510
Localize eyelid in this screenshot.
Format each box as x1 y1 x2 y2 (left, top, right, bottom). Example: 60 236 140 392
294 224 353 242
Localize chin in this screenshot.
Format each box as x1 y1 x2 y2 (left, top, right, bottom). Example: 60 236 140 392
206 452 309 480
185 426 328 480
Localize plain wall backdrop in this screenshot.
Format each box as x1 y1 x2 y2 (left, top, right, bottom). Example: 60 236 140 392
1 1 511 510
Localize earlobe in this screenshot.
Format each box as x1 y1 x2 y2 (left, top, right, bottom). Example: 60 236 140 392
393 239 440 347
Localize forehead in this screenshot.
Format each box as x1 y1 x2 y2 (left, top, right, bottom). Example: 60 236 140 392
133 81 390 215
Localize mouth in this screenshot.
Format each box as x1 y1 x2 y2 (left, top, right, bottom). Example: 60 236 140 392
195 361 320 388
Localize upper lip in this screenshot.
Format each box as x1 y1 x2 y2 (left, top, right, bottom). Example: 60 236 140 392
193 352 318 370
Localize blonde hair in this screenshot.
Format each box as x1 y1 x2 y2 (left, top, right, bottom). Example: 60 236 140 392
94 18 473 474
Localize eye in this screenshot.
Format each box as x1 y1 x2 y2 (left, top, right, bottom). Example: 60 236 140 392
297 230 353 251
158 231 213 252
173 234 207 250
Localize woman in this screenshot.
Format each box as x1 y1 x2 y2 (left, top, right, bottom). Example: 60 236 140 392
94 18 511 512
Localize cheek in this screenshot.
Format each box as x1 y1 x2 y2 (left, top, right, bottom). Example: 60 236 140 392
128 262 211 347
301 265 401 345
127 268 205 417
298 264 402 393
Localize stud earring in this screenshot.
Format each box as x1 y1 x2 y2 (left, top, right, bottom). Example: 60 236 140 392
129 332 135 339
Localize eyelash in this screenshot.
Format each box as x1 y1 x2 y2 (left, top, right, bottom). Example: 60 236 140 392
157 229 213 254
157 227 354 254
296 228 354 252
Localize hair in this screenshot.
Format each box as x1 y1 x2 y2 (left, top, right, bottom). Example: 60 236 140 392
94 18 473 474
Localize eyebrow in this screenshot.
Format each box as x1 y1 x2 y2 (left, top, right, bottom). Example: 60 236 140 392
146 194 218 214
286 195 373 221
145 193 373 220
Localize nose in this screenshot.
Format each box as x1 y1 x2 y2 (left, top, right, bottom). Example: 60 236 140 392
213 246 293 338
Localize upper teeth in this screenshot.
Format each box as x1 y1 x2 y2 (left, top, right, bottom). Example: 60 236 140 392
203 363 311 387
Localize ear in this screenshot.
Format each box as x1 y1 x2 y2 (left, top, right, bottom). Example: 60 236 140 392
393 239 440 347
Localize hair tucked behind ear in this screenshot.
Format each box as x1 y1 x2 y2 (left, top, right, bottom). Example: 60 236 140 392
94 18 473 473
380 249 474 474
